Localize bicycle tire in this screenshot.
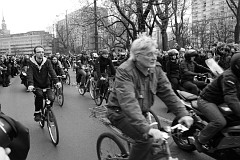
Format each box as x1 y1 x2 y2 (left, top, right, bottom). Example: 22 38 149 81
39 108 45 128
105 90 110 104
94 88 103 106
149 109 162 130
47 108 59 145
78 86 86 95
89 80 95 99
97 132 128 160
57 88 64 107
65 73 71 85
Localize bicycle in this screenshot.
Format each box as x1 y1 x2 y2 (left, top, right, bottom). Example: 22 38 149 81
93 76 114 106
52 76 64 107
62 68 71 85
78 65 95 99
90 105 179 160
32 87 60 146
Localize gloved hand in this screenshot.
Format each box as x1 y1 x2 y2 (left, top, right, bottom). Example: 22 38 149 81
0 147 10 160
178 116 194 128
27 85 34 92
56 82 62 89
148 128 167 140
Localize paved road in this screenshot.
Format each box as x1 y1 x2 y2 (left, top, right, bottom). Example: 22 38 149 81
0 70 214 160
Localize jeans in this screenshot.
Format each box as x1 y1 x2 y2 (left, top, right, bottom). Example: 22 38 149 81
197 98 227 144
182 80 206 95
169 77 180 91
33 89 54 114
107 110 155 160
76 69 86 85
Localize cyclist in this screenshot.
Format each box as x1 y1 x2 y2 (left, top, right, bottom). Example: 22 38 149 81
20 55 30 86
75 51 91 87
166 49 181 91
0 55 10 87
51 55 65 78
94 49 116 95
195 53 240 152
107 35 193 160
27 46 61 122
180 49 210 95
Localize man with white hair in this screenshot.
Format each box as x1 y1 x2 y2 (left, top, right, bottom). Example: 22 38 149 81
107 35 193 160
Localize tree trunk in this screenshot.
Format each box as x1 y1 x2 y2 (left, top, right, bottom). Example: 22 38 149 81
235 20 240 43
161 29 168 51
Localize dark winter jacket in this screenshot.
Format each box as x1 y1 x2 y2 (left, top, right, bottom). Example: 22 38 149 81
94 56 116 78
166 60 180 79
180 60 209 82
107 59 189 136
51 61 65 76
27 56 58 88
200 69 240 117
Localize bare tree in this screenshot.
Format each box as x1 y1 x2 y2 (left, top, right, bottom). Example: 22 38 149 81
170 0 191 47
211 18 234 43
226 0 240 43
55 23 74 54
152 0 173 51
191 20 210 48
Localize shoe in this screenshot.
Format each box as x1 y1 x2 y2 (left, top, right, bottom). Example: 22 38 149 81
34 113 42 122
193 135 206 152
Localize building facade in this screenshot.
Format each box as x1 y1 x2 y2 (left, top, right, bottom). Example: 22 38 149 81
0 31 53 55
56 6 108 54
191 0 236 48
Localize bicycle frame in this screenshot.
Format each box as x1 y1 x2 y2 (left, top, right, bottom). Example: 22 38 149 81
33 88 52 119
90 105 177 160
33 87 60 145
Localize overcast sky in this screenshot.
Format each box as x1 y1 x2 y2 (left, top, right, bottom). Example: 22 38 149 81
0 0 89 34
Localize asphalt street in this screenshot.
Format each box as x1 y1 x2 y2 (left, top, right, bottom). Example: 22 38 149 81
0 70 214 160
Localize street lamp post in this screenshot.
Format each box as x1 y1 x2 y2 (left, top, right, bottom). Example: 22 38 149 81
94 0 98 54
66 10 69 54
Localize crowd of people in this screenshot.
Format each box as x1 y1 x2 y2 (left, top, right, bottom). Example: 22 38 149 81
0 36 240 159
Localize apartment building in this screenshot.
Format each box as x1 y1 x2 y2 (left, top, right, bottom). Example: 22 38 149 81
0 31 53 55
192 0 234 23
56 6 108 53
191 0 237 47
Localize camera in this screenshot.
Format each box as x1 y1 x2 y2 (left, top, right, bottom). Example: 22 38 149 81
0 117 16 147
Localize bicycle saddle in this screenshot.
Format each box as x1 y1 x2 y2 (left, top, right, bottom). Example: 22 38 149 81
176 90 198 101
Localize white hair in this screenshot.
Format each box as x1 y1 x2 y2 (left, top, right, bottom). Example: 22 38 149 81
129 35 157 60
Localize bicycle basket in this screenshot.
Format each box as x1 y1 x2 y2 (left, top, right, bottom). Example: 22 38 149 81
89 105 110 124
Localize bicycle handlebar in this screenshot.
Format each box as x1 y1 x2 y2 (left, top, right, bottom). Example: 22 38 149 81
31 87 51 92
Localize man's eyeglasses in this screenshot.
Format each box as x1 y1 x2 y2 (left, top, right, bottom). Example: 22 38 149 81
138 51 158 57
36 51 44 53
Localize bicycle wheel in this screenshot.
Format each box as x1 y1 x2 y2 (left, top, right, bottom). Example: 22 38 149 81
94 88 103 106
97 132 128 160
57 88 64 107
89 79 95 100
39 111 45 128
148 109 161 130
65 73 71 85
104 90 110 104
47 108 59 145
78 85 86 95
